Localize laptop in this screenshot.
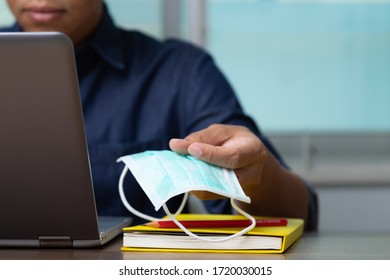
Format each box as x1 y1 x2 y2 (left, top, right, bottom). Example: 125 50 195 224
0 32 132 248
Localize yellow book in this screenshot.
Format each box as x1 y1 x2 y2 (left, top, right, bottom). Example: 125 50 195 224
122 214 304 254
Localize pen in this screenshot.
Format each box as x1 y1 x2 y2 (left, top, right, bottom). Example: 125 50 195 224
146 218 288 228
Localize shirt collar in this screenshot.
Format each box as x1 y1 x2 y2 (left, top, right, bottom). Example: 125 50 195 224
10 4 126 71
87 5 126 70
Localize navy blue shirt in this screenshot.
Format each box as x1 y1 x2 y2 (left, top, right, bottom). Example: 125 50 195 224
1 7 317 229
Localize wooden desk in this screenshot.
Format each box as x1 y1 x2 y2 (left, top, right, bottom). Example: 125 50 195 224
1 232 390 260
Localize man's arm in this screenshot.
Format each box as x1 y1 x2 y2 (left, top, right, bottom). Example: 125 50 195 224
169 124 309 223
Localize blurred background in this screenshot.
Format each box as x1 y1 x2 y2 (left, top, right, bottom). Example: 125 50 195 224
1 0 390 231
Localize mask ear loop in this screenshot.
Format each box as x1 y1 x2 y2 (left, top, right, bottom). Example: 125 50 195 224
120 163 256 242
162 198 256 242
119 165 188 221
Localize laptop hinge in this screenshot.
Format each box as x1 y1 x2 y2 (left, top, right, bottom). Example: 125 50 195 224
38 236 73 248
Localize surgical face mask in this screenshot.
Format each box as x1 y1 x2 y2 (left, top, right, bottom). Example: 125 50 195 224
117 150 256 242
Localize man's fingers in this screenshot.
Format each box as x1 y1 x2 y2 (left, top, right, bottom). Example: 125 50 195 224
169 138 190 154
170 124 263 170
170 138 240 169
188 143 239 169
184 124 233 146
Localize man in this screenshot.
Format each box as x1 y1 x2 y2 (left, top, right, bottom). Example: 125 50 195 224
2 0 317 230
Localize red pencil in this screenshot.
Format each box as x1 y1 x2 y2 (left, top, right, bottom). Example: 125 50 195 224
146 218 288 228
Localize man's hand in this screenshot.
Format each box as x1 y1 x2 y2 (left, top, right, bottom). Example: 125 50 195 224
170 124 310 225
169 124 267 200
